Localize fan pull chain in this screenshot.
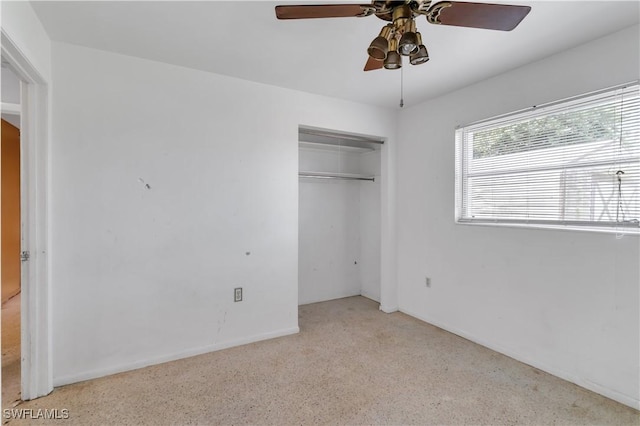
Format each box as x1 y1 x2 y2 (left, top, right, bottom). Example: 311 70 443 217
399 65 404 108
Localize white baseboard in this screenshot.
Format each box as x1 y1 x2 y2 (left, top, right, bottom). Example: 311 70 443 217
360 290 380 303
54 326 300 387
400 307 640 411
299 291 361 306
379 305 398 313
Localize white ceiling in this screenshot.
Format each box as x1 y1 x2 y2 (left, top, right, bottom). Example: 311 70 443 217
31 0 640 108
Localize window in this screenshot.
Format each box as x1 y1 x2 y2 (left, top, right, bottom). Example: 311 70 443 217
455 83 640 233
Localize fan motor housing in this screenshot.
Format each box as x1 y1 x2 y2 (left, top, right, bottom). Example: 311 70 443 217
372 0 427 21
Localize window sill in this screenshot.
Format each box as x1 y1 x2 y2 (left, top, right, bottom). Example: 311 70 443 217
455 219 640 236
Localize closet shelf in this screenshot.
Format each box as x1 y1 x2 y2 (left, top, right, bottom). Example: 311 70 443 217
298 171 375 182
298 141 376 153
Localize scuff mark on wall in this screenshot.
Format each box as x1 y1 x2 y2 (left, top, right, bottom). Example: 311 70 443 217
216 310 228 340
138 177 152 190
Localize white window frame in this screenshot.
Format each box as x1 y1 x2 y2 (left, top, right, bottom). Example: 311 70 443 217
455 82 640 235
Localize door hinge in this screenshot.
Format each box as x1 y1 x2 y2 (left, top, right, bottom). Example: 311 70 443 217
20 251 30 262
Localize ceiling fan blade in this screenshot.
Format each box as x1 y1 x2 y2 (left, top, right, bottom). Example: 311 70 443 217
432 2 531 31
275 4 371 20
364 56 383 71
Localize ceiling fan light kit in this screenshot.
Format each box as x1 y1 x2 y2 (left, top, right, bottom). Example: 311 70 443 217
410 36 430 65
275 1 531 71
367 25 393 60
398 20 420 56
384 39 402 69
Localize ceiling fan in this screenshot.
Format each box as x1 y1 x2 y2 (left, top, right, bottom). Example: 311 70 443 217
275 1 531 71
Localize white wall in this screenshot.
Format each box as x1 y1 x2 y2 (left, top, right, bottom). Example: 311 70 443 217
50 42 396 385
1 65 21 128
299 148 361 305
298 182 361 303
396 25 640 409
298 147 381 305
2 65 21 103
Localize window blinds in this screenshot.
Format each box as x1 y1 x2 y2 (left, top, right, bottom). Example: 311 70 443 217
455 83 640 233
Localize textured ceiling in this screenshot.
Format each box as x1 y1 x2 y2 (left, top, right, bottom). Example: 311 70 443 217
31 0 640 108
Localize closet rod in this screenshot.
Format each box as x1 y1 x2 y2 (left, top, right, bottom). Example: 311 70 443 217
298 172 375 182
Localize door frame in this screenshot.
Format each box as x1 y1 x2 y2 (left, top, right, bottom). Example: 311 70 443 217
1 30 52 400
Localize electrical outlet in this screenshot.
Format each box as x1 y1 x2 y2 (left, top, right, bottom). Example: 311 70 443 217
425 277 431 288
234 287 243 302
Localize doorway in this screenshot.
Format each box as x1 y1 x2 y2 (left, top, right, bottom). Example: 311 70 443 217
1 30 53 401
2 61 23 407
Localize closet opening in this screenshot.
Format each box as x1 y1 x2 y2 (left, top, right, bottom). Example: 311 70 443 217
298 126 384 306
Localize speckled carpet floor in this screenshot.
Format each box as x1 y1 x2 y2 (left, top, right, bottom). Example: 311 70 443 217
3 296 639 425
